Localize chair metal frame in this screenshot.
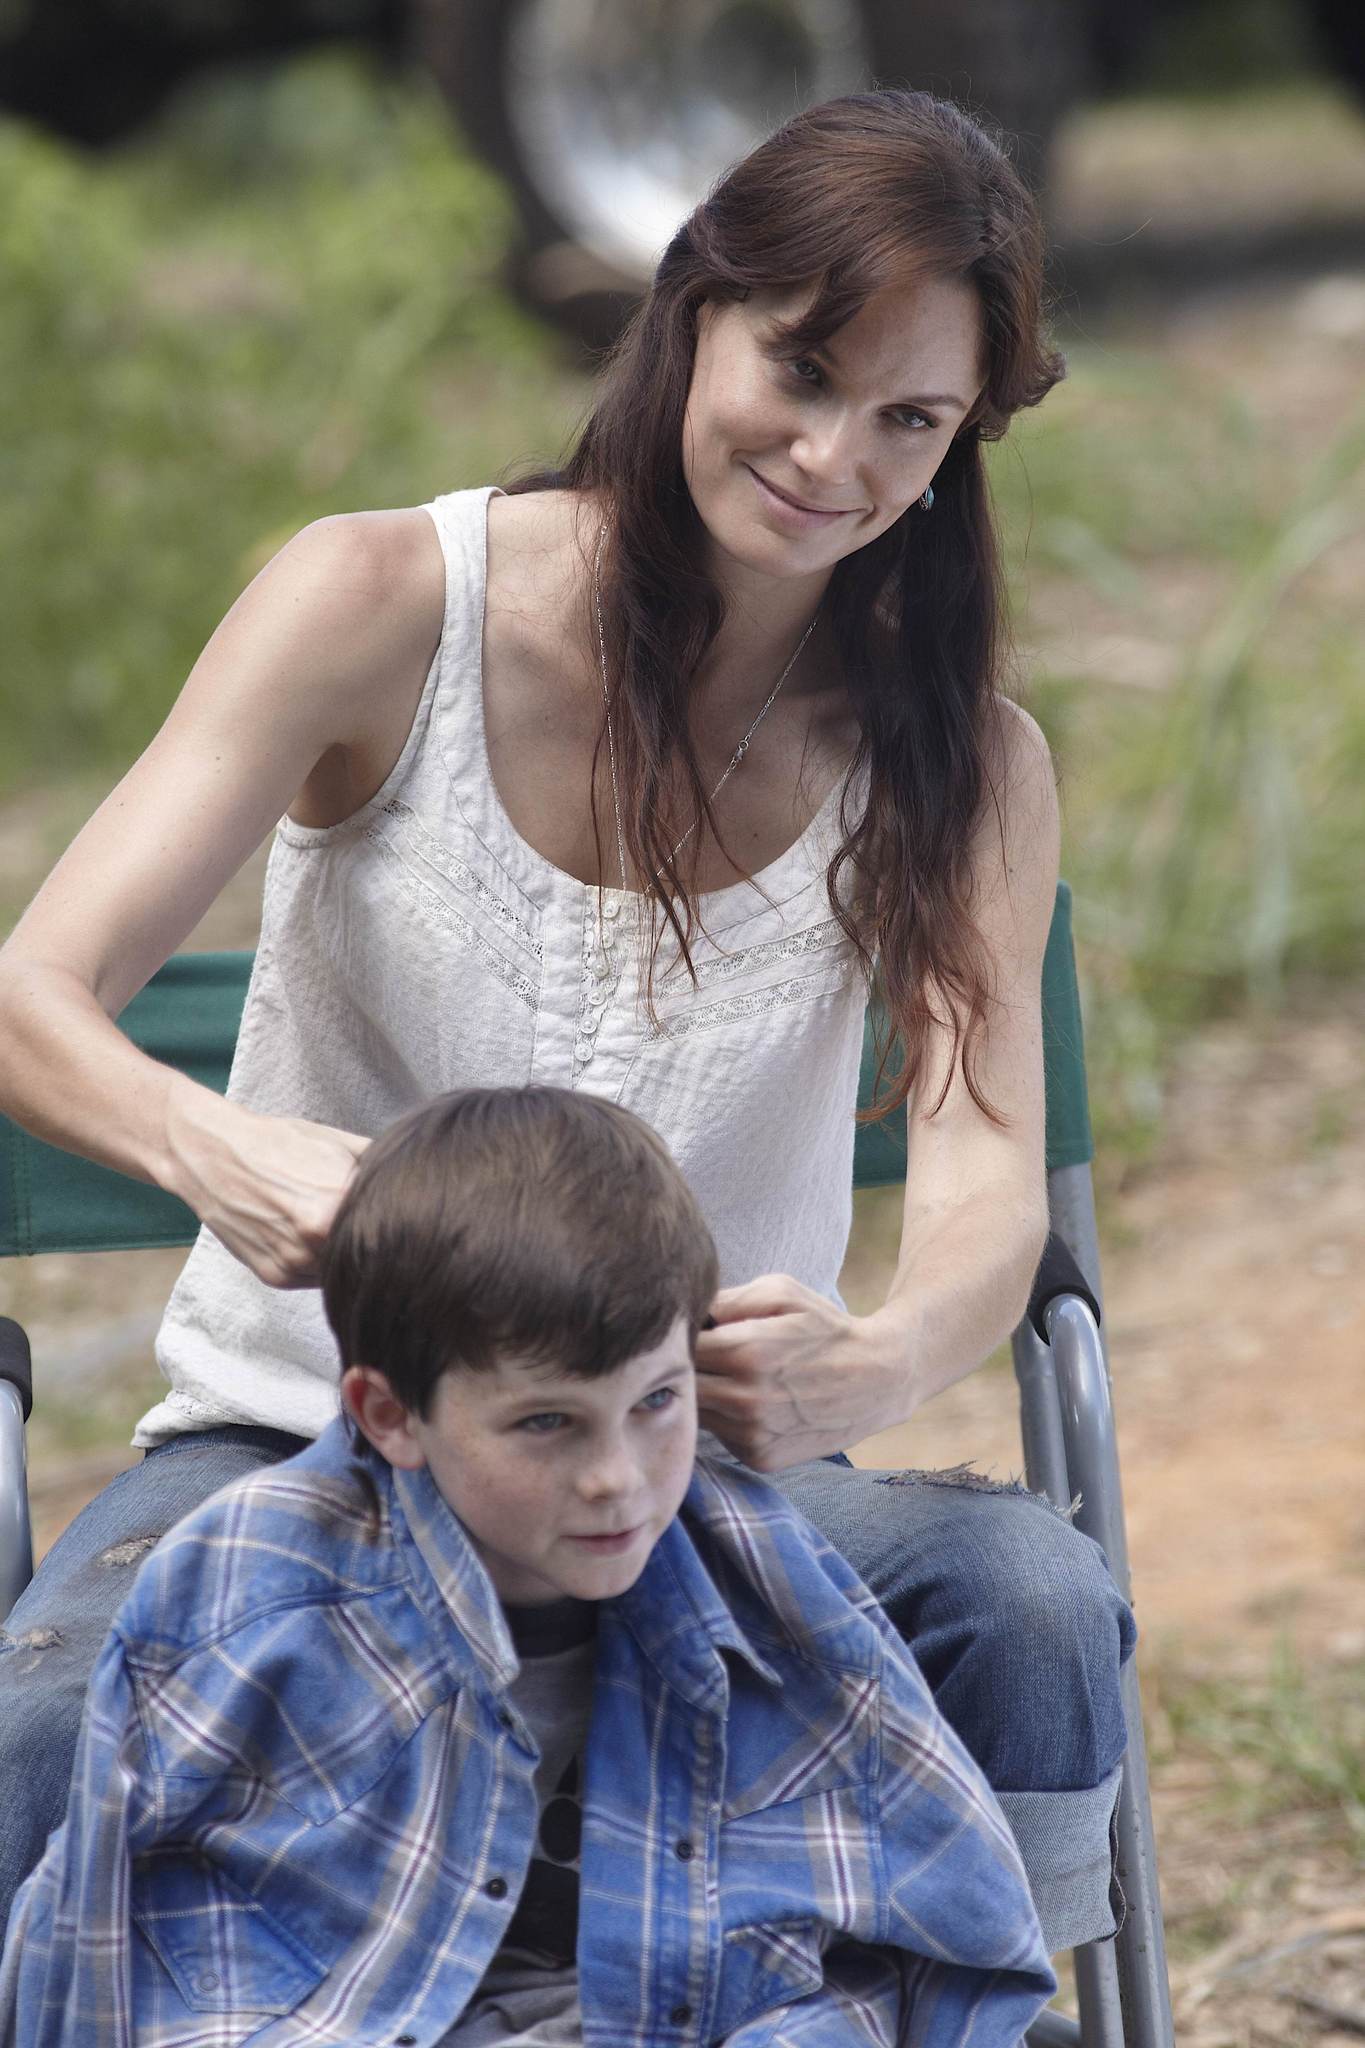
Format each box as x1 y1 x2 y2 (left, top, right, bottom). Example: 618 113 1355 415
0 889 1175 2047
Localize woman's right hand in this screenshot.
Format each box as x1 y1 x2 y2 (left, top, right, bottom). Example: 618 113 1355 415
164 1077 370 1289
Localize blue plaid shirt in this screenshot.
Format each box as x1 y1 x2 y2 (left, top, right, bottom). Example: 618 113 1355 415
1 1424 1055 2047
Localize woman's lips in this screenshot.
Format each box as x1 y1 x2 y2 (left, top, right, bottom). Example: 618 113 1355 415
746 465 853 528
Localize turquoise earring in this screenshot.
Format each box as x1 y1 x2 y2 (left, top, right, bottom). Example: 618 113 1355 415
918 486 934 512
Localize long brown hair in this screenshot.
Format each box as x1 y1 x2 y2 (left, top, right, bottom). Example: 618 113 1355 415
507 89 1063 1120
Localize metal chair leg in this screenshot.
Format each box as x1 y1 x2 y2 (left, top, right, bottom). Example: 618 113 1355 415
1025 2014 1082 2047
1073 1936 1125 2048
1046 1293 1176 2048
1011 1317 1073 1512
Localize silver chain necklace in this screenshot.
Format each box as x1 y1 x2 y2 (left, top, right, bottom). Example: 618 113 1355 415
592 521 821 892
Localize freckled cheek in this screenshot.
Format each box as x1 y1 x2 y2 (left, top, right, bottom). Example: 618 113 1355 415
694 363 791 462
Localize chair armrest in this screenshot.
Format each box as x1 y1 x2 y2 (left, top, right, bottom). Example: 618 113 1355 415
1028 1234 1101 1343
0 1321 34 1623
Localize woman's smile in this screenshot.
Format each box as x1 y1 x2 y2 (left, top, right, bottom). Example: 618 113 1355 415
744 464 857 528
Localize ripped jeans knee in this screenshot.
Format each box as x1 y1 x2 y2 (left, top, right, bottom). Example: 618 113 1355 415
763 1451 1136 1793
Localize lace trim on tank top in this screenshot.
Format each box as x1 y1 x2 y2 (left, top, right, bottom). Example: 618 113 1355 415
648 961 859 1042
379 798 542 960
361 829 540 1008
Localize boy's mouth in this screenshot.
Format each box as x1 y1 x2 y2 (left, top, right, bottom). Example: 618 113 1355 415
566 1526 643 1552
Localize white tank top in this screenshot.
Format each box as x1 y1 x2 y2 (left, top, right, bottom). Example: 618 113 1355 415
138 486 871 1446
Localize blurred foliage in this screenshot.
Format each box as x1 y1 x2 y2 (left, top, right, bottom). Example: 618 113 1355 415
1134 0 1324 95
2 53 1363 1172
0 50 581 787
993 363 1365 1167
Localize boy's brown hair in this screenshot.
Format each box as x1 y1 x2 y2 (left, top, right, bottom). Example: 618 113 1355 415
321 1087 718 1417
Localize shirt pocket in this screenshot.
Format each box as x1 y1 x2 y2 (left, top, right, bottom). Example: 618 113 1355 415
713 1918 827 2039
131 1851 325 2019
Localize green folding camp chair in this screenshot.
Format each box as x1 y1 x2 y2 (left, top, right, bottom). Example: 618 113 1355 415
0 882 1174 2048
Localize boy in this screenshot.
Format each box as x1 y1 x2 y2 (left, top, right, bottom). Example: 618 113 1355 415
1 1089 1055 2046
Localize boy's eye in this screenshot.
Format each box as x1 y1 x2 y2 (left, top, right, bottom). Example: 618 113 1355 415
788 357 822 386
517 1412 568 1434
638 1386 677 1413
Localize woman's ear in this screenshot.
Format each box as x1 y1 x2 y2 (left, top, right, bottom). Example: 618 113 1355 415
340 1365 427 1469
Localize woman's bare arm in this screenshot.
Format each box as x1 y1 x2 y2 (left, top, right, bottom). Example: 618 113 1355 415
0 508 445 1285
866 698 1057 1404
695 701 1058 1467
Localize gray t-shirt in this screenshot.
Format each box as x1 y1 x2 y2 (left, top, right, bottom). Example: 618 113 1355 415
441 1598 596 2047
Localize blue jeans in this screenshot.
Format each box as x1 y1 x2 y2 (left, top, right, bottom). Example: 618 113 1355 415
0 1431 1134 1955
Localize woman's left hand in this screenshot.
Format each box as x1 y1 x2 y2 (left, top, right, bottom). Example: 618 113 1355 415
694 1276 905 1471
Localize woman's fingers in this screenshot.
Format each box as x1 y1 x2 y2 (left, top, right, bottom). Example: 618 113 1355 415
166 1086 369 1288
706 1273 819 1324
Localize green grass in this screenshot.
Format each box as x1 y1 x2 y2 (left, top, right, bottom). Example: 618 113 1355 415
3 57 1363 1173
1149 1639 1365 1861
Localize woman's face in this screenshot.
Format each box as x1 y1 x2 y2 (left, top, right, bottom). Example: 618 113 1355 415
681 273 984 587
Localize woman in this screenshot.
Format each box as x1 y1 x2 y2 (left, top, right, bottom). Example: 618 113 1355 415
0 88 1134 1949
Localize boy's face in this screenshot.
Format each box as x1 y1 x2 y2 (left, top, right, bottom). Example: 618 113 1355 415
347 1320 698 1605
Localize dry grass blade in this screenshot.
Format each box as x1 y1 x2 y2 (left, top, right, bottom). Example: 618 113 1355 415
1279 1988 1365 2037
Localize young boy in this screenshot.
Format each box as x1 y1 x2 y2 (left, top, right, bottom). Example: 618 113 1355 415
1 1088 1055 2047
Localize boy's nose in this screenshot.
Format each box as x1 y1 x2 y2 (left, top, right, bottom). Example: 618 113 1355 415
576 1439 639 1504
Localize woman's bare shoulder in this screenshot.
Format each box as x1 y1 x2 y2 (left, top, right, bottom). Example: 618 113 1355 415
987 694 1054 783
270 507 445 669
972 696 1060 939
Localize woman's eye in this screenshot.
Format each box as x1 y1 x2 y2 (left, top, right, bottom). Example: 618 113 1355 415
638 1386 677 1413
894 408 934 432
517 1412 568 1434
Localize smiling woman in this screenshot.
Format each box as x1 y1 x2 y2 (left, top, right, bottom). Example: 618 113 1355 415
684 276 981 557
0 87 1130 1965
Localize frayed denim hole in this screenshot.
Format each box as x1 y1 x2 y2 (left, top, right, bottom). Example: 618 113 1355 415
874 1461 1081 1524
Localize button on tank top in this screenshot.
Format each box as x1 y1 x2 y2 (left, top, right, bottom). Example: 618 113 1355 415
138 487 872 1446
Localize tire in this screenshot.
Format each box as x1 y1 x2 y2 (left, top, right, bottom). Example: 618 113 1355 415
857 0 1088 191
1305 0 1365 100
416 0 1089 345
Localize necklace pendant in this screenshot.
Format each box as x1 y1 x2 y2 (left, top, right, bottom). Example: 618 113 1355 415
733 739 749 765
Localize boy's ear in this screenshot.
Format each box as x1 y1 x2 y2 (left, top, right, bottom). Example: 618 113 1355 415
340 1366 427 1469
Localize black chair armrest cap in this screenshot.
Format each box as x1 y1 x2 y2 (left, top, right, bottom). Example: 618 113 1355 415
1028 1235 1101 1344
0 1317 33 1421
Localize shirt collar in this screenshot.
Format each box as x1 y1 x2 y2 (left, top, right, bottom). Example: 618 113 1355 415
372 1445 793 1706
386 1455 522 1692
609 1473 784 1708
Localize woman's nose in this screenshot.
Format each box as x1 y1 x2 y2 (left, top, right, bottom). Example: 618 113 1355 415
789 409 861 487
